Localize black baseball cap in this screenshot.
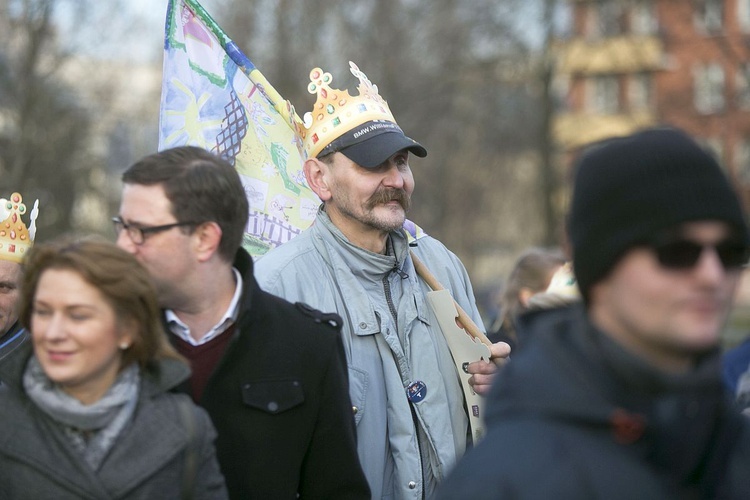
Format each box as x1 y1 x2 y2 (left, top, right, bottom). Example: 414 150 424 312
317 120 427 168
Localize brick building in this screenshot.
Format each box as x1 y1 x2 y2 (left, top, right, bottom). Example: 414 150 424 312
554 0 750 341
554 0 750 200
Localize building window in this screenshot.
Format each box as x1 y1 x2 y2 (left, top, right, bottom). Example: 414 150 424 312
629 73 652 110
740 0 750 32
694 0 723 34
587 75 620 114
631 0 657 35
586 1 623 38
585 5 599 39
737 64 750 109
600 1 624 35
736 138 750 182
553 76 571 113
694 63 725 114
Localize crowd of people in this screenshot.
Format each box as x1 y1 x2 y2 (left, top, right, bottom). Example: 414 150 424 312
1 61 750 500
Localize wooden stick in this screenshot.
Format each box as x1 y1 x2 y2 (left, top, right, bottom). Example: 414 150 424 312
410 250 493 348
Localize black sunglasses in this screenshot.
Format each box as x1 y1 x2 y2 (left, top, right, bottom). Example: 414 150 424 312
649 237 750 270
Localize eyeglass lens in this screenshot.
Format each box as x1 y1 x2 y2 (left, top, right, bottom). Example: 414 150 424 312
653 239 749 270
112 218 144 244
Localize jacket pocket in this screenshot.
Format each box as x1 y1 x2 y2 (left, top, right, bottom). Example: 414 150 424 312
348 367 367 425
241 379 304 414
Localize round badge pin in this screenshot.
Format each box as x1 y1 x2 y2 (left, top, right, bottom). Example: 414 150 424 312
406 380 427 403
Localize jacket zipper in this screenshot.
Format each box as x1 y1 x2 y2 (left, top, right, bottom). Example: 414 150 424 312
383 254 424 498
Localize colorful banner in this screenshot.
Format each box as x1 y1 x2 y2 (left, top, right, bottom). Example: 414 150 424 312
159 0 318 257
160 0 426 254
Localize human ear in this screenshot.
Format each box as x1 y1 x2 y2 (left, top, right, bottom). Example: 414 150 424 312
192 221 223 262
304 157 332 201
116 318 136 351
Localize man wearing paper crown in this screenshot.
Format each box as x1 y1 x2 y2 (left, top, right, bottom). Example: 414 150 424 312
0 193 39 362
256 62 510 499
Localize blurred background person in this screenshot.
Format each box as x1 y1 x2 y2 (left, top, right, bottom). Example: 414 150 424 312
488 247 566 349
0 239 227 499
525 262 581 312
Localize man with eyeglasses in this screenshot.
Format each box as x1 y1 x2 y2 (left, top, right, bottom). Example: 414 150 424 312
115 146 369 499
437 127 750 499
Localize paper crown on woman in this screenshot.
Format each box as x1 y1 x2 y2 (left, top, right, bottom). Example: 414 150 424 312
299 61 426 167
0 192 39 263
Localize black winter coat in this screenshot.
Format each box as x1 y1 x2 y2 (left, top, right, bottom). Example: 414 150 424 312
437 304 750 500
169 249 369 500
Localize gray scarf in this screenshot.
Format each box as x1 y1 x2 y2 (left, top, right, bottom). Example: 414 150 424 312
23 356 140 470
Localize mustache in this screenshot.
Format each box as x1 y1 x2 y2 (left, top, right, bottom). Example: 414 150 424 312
366 188 411 211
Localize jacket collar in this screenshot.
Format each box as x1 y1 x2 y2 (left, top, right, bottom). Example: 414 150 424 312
233 246 257 320
315 207 410 282
492 304 738 486
0 320 24 343
0 336 30 393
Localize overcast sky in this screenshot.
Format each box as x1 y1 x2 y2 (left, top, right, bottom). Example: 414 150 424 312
55 0 226 64
54 0 565 66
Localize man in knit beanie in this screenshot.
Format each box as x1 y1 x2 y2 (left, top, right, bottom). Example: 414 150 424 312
570 127 749 304
437 127 750 499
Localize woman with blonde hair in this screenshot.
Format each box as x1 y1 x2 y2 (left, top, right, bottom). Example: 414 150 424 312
0 238 227 499
488 247 566 349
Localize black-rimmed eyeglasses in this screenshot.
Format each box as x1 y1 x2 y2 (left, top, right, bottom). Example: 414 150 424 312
112 217 199 245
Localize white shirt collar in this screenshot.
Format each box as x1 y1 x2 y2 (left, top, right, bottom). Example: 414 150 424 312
166 267 243 346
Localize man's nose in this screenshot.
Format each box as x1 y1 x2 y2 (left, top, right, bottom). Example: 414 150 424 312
694 246 729 285
382 163 405 188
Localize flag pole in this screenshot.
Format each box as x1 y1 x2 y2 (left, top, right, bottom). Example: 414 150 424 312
410 250 493 348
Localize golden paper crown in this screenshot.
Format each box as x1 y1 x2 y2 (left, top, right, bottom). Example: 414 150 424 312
0 193 39 264
301 61 397 159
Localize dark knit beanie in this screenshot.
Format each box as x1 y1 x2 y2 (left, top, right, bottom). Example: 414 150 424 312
569 127 749 301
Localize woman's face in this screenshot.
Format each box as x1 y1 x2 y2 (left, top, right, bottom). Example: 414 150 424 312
31 268 134 405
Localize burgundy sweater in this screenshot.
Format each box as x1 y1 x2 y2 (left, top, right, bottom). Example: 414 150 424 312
171 323 235 402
